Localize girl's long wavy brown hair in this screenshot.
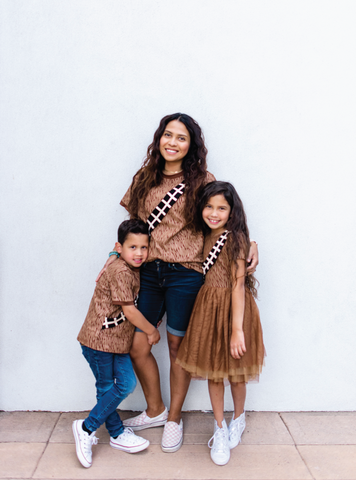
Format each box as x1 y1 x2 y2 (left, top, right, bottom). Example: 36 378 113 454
196 181 258 298
127 113 208 231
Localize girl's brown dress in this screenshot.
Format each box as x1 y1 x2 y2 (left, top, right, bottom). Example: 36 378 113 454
176 232 265 383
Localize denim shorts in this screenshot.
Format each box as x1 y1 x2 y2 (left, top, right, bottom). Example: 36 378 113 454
137 260 203 337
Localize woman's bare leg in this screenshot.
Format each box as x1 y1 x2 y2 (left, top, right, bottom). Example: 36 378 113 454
166 332 191 423
130 331 165 417
208 380 225 427
230 382 246 419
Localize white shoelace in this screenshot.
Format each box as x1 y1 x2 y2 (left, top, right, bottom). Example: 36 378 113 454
83 432 98 453
119 427 137 443
208 428 228 452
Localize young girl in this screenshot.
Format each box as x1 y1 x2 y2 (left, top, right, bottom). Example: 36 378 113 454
176 181 264 466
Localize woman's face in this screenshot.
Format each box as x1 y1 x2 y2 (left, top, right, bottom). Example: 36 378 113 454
159 120 191 168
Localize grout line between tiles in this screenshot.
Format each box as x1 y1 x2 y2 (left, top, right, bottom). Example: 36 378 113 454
29 412 62 479
278 412 296 444
296 445 317 480
278 413 315 480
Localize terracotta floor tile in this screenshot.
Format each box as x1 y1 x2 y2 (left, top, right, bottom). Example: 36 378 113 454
298 445 356 479
33 443 312 480
0 411 60 443
281 412 356 444
241 412 294 445
0 443 46 478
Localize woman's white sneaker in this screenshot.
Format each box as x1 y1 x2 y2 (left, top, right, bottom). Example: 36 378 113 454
208 419 230 466
228 411 246 449
72 419 98 468
110 427 150 453
123 407 168 431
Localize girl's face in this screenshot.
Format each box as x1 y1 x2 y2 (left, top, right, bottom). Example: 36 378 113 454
202 194 231 234
159 120 191 169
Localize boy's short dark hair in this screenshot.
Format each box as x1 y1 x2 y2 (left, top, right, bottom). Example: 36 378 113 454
117 219 149 245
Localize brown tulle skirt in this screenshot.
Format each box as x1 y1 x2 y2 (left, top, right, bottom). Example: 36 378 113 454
176 286 265 383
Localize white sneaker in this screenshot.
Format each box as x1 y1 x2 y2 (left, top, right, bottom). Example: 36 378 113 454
161 419 183 453
72 419 98 468
228 411 246 449
110 427 150 453
208 419 230 466
123 407 168 431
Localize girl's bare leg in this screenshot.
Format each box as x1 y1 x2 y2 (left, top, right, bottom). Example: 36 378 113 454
208 380 225 427
130 331 165 417
230 382 246 419
166 332 191 423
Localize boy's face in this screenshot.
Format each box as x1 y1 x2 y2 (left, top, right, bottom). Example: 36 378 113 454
116 233 149 269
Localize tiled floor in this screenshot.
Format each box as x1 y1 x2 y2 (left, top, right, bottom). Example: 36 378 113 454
1 411 355 479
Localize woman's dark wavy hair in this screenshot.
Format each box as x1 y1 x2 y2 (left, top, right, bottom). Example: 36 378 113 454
196 181 258 297
127 113 208 231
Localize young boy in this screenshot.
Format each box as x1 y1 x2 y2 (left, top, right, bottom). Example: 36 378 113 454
73 219 160 468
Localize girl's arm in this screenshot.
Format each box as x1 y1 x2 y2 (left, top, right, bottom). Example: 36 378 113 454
230 258 247 359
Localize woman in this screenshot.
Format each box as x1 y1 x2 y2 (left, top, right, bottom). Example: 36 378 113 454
100 113 259 453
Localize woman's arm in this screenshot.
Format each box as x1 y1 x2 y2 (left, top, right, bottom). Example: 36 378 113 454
95 246 119 282
230 259 247 359
246 241 259 275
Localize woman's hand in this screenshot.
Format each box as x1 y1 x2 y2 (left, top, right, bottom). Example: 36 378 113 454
230 330 246 359
246 241 259 275
96 255 117 282
147 328 160 346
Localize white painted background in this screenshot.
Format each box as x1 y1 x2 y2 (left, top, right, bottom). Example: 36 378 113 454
1 1 356 412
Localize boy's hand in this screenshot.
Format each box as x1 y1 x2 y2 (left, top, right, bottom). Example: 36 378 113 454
147 328 160 346
96 255 117 282
230 330 246 359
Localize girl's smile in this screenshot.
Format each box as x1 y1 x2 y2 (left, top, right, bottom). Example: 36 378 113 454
202 194 231 235
159 120 190 172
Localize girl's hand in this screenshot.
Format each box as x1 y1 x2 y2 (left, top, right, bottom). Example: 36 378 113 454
96 255 117 282
147 328 160 346
230 330 246 359
246 241 259 275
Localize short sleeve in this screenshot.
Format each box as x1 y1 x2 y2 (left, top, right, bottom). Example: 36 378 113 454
120 183 132 212
203 171 216 185
107 268 135 306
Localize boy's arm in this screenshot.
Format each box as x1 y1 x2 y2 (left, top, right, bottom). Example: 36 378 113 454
230 259 247 359
122 305 160 345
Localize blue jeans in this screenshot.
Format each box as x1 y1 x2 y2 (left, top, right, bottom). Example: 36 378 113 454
137 261 203 336
81 345 137 437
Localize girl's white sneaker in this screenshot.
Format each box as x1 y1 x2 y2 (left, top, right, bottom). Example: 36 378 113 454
208 419 230 466
228 411 246 449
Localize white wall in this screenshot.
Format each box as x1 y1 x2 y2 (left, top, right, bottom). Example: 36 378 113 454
1 0 356 412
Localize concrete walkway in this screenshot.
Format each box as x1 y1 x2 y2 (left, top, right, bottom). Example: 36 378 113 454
1 411 356 480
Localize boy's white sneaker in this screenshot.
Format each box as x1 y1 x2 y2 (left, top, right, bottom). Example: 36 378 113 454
110 427 150 453
72 419 98 468
208 419 230 466
228 411 246 449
